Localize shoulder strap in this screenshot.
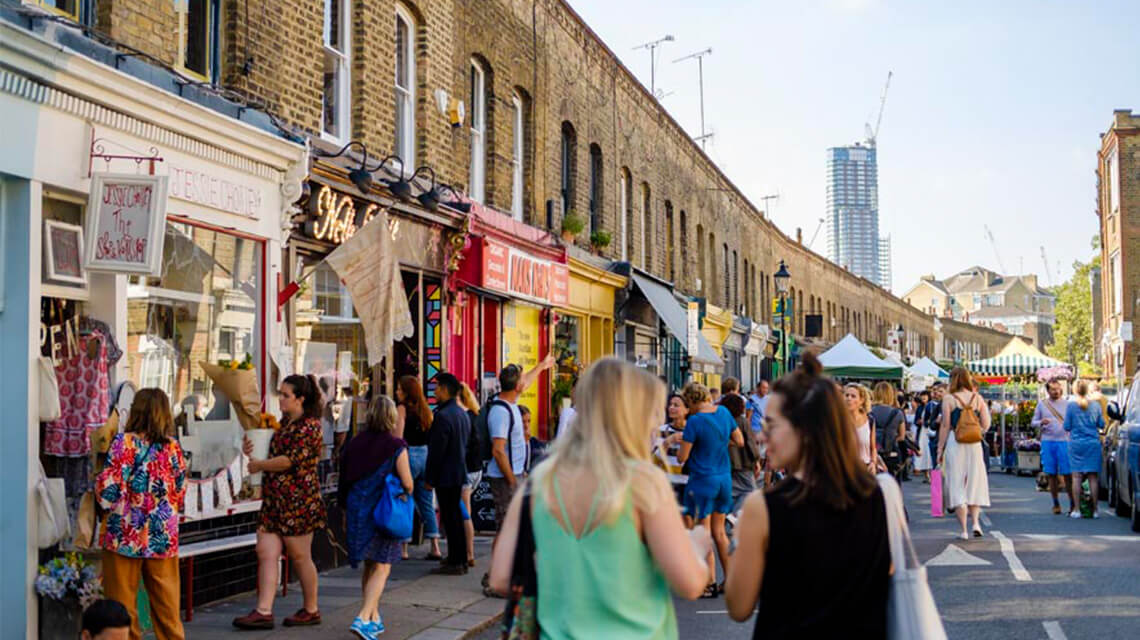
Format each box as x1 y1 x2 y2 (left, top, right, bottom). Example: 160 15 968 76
1044 400 1064 422
492 401 519 474
875 473 920 571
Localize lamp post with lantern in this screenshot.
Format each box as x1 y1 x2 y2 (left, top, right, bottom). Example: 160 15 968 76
774 260 791 375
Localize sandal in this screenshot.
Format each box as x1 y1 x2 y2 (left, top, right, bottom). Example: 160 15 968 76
700 583 719 599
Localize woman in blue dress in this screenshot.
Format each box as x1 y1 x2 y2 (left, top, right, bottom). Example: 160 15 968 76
339 395 414 639
677 382 745 598
1064 380 1105 519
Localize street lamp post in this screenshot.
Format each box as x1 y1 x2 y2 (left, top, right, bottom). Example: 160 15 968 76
774 260 791 375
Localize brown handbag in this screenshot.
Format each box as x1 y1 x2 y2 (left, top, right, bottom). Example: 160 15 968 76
954 393 984 444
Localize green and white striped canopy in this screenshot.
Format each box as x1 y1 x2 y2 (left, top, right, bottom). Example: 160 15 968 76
966 352 1068 376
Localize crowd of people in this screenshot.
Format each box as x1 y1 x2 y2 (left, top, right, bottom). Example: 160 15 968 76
93 339 1105 639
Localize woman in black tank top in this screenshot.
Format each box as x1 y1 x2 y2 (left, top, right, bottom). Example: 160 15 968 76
724 354 890 638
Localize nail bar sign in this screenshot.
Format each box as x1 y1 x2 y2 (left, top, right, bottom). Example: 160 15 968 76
84 173 169 275
481 239 568 307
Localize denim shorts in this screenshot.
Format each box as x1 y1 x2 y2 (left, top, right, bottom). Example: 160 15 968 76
683 474 733 520
1041 440 1071 475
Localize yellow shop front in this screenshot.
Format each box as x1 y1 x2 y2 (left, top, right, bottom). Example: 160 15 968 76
696 302 733 390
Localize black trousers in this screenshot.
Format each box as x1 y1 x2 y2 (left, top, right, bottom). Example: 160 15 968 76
436 485 467 567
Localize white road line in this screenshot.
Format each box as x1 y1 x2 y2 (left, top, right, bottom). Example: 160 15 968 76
991 530 1032 582
1043 621 1068 640
696 610 727 615
980 512 992 526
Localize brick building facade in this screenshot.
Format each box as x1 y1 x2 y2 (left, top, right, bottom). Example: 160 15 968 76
1098 109 1140 381
62 0 945 355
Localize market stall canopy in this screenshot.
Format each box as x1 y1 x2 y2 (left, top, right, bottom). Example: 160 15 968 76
630 273 722 367
817 334 905 380
966 337 1069 377
910 356 950 380
882 351 909 372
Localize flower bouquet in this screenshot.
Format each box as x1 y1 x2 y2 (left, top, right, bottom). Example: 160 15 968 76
36 553 100 639
200 354 262 430
1015 438 1041 452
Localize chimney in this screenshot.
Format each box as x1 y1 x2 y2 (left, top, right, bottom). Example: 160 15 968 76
796 228 803 244
1023 274 1037 289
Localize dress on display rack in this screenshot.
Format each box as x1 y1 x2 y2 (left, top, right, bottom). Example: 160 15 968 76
43 328 111 458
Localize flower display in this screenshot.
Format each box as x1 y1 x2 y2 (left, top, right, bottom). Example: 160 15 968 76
35 553 101 608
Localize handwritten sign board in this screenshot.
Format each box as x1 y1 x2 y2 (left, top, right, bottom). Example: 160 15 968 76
84 173 169 275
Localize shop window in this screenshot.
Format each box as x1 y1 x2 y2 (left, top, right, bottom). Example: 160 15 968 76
469 59 488 203
323 0 352 142
394 6 416 167
554 314 582 405
511 92 526 220
314 262 355 319
127 223 263 419
179 0 218 81
560 122 577 218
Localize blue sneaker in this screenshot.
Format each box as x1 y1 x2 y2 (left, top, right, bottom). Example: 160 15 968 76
371 615 386 635
350 617 376 640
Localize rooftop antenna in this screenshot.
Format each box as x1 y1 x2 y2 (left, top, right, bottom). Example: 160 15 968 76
757 193 779 219
632 35 674 100
673 48 714 149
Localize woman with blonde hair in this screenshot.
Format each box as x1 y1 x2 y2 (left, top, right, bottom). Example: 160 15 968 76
869 381 905 478
457 381 482 566
843 383 878 471
938 367 992 539
489 358 712 638
1065 379 1105 518
339 395 413 638
96 388 186 640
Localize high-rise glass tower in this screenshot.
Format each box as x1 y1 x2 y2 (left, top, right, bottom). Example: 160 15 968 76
826 144 887 288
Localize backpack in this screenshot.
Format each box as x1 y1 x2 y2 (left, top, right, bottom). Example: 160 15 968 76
474 398 516 469
464 409 483 473
953 393 983 444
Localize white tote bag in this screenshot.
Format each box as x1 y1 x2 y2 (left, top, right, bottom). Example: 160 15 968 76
876 473 947 640
36 460 71 549
38 356 62 422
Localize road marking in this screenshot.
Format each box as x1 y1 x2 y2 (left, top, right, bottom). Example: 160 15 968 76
925 544 992 567
1043 621 1068 640
1021 534 1066 540
991 530 1032 581
1093 535 1140 542
696 610 727 615
980 512 992 526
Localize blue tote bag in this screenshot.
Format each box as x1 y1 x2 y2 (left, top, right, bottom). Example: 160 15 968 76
373 467 414 540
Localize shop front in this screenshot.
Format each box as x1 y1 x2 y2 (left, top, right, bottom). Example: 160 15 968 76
450 205 567 437
0 25 308 629
742 322 771 389
723 317 750 385
697 302 733 391
552 252 625 432
611 264 721 393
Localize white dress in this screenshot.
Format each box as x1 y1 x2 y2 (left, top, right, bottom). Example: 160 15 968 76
914 428 933 471
943 395 991 510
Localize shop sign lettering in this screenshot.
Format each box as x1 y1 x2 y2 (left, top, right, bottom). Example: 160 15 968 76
169 166 263 219
481 240 568 306
84 173 168 275
306 185 382 245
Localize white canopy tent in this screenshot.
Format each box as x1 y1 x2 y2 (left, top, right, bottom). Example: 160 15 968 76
817 334 905 380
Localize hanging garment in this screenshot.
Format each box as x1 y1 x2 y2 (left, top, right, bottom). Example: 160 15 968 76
43 329 110 457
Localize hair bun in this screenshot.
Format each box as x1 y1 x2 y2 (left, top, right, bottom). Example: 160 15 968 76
799 352 823 378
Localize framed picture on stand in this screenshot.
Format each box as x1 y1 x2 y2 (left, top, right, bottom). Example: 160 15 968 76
44 219 88 286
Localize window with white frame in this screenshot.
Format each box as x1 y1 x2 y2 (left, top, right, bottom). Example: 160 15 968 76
510 93 525 219
1108 148 1121 214
322 0 351 142
394 7 415 168
469 60 487 203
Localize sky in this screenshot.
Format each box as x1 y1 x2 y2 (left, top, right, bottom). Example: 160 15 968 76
567 0 1140 293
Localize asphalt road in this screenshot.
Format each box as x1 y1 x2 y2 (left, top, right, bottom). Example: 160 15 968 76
472 471 1140 639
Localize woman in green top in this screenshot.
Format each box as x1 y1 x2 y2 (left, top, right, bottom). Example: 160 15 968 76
490 357 713 639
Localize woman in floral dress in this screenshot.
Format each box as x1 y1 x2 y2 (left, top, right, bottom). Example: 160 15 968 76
233 375 327 630
96 388 186 640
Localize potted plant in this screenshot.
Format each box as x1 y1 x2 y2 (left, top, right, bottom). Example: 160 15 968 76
561 212 585 243
589 229 612 253
36 553 101 639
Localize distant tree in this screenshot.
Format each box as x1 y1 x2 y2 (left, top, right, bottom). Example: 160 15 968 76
1047 258 1098 376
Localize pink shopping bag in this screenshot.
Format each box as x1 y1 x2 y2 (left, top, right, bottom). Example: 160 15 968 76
930 469 944 517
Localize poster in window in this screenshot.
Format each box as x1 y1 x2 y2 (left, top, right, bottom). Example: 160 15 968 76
44 220 87 285
84 173 169 275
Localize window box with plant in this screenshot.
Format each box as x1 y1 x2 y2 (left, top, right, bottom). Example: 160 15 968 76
561 211 585 243
590 229 612 253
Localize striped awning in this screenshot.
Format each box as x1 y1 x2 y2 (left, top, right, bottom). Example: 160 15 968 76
966 352 1068 376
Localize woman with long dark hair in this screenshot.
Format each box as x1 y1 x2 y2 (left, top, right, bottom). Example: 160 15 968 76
395 375 442 561
724 355 890 636
234 374 327 630
340 395 413 638
96 388 186 639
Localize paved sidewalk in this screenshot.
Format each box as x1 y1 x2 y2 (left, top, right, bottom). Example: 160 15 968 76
184 537 503 640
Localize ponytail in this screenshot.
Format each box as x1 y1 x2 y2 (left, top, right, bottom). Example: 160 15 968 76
1074 379 1090 410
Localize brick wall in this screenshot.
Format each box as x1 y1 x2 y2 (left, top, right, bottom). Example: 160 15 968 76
1098 110 1140 379
86 0 943 353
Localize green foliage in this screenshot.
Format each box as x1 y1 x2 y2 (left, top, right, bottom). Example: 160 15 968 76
1046 259 1098 376
561 212 585 235
590 229 612 248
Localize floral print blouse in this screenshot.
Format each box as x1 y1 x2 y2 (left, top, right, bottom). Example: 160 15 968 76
96 433 186 558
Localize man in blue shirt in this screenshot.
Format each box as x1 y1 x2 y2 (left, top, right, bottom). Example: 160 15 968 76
747 379 769 434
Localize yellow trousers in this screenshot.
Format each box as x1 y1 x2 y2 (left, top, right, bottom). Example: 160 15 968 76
101 551 185 640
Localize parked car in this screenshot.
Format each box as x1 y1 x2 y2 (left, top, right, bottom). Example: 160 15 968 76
1106 381 1140 533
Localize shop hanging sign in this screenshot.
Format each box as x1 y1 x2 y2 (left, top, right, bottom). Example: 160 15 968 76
84 173 169 275
481 240 568 307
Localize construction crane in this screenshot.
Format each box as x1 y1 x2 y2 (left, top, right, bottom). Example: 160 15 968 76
1040 246 1054 286
864 71 893 147
983 224 1007 274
